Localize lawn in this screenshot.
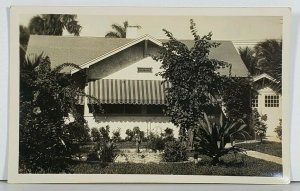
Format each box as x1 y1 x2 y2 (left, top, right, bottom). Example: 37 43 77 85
237 141 282 157
69 154 282 177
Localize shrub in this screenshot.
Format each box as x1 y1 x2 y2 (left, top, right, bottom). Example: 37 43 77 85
252 109 268 142
163 141 187 162
112 128 121 142
125 129 134 141
163 128 175 142
193 113 248 165
99 125 110 141
147 133 165 152
87 141 117 162
274 119 282 140
91 127 101 142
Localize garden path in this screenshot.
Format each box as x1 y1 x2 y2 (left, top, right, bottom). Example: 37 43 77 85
246 150 282 165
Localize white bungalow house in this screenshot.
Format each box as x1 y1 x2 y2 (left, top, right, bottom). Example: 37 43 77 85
26 33 249 138
251 73 282 139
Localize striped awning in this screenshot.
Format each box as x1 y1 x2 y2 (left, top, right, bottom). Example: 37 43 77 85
77 79 171 105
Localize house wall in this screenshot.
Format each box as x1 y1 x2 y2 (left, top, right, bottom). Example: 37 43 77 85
87 41 161 80
256 86 282 139
85 115 179 139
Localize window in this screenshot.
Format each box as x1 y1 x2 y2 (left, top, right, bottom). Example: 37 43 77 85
137 67 152 73
265 95 279 107
251 95 258 108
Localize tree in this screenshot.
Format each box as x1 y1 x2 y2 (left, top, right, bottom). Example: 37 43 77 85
238 46 257 75
252 109 268 142
28 14 82 36
105 21 141 38
19 54 90 173
254 40 282 92
154 19 242 139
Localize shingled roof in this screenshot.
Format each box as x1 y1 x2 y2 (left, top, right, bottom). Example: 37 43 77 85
26 35 249 77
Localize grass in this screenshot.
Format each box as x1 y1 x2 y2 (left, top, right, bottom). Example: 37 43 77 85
69 154 282 177
237 141 282 157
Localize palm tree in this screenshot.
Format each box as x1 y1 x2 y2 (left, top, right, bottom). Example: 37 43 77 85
254 39 282 92
28 14 82 36
105 21 141 38
238 46 257 75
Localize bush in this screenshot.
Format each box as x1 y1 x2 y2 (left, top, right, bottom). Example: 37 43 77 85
147 133 165 152
91 127 101 142
112 128 121 142
99 125 110 141
163 141 187 162
87 141 117 162
274 119 282 140
125 129 134 141
163 128 175 142
252 109 268 142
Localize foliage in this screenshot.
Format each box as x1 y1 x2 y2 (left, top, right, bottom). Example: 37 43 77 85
125 129 134 141
99 125 110 141
19 25 30 51
252 109 268 142
91 127 101 142
238 46 257 75
112 128 121 142
163 141 187 162
19 54 89 173
154 19 251 138
28 14 82 36
274 119 282 140
105 21 141 38
147 132 165 152
162 128 175 142
87 141 117 162
193 113 249 165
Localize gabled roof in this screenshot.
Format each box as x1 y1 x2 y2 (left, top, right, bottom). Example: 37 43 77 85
26 35 249 77
253 73 278 83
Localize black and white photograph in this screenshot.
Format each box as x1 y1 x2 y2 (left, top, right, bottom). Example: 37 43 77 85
8 7 291 183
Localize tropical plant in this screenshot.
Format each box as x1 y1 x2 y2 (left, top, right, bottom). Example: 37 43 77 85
274 119 282 140
87 141 117 162
163 141 187 162
28 14 82 36
252 109 268 142
19 53 90 173
193 113 248 165
147 132 165 152
105 21 141 38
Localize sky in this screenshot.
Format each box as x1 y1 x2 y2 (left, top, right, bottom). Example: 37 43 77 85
20 14 282 42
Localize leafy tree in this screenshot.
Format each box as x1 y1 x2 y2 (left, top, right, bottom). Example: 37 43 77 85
99 125 110 141
28 14 82 36
238 46 257 75
19 54 89 173
91 127 101 142
254 40 282 92
105 21 141 38
154 19 249 139
274 119 282 140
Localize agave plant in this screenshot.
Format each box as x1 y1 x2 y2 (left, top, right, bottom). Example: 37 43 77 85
193 113 249 165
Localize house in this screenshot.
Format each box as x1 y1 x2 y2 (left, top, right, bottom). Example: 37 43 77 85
251 73 282 139
26 33 249 138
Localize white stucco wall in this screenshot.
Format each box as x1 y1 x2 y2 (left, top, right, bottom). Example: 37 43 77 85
103 56 163 80
255 86 282 138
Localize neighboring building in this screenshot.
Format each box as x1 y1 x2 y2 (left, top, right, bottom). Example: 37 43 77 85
251 73 282 139
26 34 248 138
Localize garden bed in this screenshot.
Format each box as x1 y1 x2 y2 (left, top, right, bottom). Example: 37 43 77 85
237 141 282 157
69 154 282 176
